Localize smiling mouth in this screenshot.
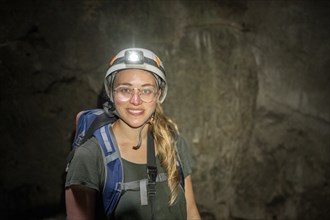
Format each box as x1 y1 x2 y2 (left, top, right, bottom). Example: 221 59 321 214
127 109 144 115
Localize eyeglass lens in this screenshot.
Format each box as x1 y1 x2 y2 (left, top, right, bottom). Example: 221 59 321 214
114 86 157 103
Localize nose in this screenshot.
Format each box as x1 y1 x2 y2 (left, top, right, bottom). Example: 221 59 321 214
129 90 143 105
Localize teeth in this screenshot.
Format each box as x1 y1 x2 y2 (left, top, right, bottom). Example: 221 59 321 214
128 109 143 114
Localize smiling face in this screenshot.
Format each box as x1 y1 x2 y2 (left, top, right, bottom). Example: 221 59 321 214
113 69 159 128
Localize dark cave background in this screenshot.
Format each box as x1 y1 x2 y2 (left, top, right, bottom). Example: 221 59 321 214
0 0 329 220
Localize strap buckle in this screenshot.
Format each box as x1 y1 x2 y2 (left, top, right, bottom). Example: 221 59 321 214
147 166 157 197
147 166 157 182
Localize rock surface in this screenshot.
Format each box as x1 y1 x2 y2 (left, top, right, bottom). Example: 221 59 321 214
0 1 329 219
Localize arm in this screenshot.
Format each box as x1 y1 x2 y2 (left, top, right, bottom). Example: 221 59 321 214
185 175 201 220
65 186 97 220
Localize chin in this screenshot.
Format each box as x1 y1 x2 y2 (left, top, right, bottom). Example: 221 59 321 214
123 118 148 129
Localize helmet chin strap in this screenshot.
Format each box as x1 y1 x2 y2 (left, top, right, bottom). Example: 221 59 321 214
133 114 154 150
103 100 117 117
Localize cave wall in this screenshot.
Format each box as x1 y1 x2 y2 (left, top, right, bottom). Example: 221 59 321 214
0 0 329 219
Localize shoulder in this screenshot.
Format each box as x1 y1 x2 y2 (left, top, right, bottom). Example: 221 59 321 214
74 137 102 159
70 137 104 172
176 134 193 177
176 134 189 154
66 137 105 191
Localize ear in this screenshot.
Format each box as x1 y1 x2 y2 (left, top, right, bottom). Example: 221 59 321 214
156 90 162 101
148 114 155 125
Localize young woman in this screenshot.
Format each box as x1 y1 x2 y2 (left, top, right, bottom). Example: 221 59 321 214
65 48 201 220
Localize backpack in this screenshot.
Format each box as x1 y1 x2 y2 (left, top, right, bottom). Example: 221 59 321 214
66 106 185 217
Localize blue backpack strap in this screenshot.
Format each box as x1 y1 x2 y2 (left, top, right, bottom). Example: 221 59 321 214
93 124 123 217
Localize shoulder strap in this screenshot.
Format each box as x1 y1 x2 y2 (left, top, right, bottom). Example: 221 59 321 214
174 136 186 190
147 132 157 182
80 112 116 144
93 125 122 216
146 132 157 220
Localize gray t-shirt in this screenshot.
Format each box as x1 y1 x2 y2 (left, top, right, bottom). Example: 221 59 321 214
65 131 193 220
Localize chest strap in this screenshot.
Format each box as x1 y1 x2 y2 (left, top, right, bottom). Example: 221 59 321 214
117 172 167 205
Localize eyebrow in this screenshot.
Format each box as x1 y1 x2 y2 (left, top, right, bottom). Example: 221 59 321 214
115 83 156 87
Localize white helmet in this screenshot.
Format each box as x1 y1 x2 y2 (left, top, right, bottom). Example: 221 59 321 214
104 48 167 103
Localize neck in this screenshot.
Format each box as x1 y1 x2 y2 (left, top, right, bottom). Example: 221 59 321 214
113 120 149 148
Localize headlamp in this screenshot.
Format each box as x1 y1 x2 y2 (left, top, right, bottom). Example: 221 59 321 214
124 50 144 64
105 48 168 103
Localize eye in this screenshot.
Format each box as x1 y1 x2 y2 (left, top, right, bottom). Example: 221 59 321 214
141 88 154 95
118 87 132 94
